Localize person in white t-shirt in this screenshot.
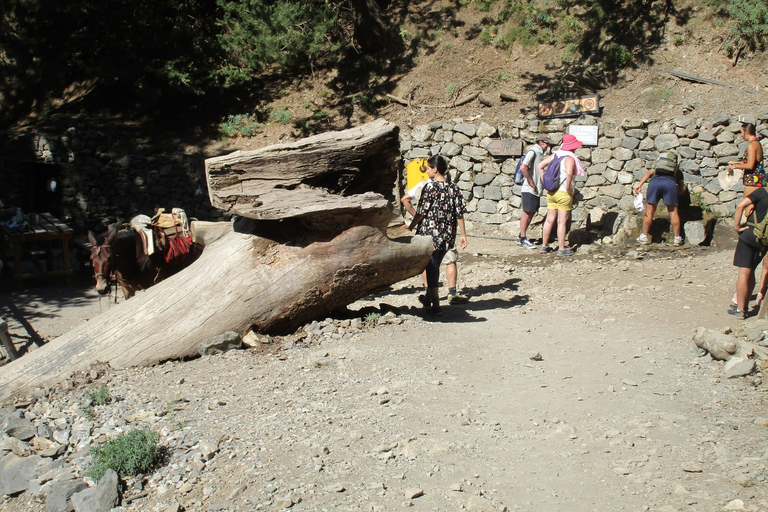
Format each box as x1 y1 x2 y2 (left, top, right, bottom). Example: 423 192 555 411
517 135 551 249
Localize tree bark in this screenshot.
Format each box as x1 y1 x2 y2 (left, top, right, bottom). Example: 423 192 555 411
205 118 401 225
0 219 432 402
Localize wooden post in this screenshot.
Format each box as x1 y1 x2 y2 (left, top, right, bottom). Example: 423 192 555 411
0 319 19 361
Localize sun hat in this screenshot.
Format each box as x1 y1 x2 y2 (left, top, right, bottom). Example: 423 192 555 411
560 134 583 152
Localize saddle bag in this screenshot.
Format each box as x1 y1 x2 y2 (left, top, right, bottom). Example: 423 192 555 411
150 208 194 265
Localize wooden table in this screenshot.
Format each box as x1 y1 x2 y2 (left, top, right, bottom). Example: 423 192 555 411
1 212 73 286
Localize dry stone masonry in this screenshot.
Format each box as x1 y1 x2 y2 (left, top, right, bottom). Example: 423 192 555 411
2 112 767 240
400 113 768 239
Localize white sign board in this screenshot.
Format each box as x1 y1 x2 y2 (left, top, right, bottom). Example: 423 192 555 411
568 125 598 146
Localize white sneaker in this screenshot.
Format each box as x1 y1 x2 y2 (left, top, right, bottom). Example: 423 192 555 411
673 236 684 247
637 234 649 244
519 238 536 249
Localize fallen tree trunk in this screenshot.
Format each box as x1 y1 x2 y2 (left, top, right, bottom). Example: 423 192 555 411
0 218 432 401
205 118 401 223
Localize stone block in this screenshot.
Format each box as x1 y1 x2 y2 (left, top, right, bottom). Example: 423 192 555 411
449 156 473 173
617 171 634 185
716 131 735 143
654 134 680 150
679 160 699 173
592 148 613 164
613 147 634 161
586 174 607 187
607 159 624 171
712 115 730 126
454 123 477 137
453 132 471 146
476 122 497 138
621 137 640 150
697 131 715 142
625 129 647 139
712 142 739 157
442 142 461 156
477 199 497 213
474 173 495 186
684 221 707 245
638 137 655 150
484 186 503 201
462 146 487 162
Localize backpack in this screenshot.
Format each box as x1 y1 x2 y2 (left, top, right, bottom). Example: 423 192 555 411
542 154 566 193
513 150 534 186
748 210 768 246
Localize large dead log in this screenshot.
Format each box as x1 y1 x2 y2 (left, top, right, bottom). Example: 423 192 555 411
0 218 433 401
205 118 401 224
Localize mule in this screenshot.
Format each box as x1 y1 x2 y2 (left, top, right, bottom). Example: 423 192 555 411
88 227 198 299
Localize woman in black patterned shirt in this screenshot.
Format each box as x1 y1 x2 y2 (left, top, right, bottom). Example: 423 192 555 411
415 155 468 314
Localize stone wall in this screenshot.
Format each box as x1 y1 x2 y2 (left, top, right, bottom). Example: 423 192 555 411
0 128 223 233
400 113 768 237
1 112 767 238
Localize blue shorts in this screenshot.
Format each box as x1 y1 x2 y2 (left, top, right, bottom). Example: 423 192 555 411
646 176 678 207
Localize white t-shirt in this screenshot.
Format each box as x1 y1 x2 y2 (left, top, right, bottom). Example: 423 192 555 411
521 145 545 195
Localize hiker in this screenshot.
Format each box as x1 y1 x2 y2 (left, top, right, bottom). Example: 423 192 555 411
401 169 468 305
408 155 467 314
728 122 765 199
517 135 551 249
537 134 586 256
633 150 686 246
730 186 768 319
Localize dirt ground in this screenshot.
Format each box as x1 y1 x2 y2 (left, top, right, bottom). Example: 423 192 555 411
1 224 767 512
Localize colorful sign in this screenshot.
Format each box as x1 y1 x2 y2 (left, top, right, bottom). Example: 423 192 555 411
538 94 600 118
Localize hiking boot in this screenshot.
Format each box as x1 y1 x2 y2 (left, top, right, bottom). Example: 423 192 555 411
637 234 649 244
558 248 575 256
518 237 536 249
673 236 684 247
448 293 469 305
539 246 553 254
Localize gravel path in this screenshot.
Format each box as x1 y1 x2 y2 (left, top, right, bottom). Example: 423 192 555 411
1 231 767 512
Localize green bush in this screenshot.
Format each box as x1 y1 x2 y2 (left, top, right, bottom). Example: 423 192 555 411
85 385 112 406
708 0 768 53
87 429 160 481
268 108 293 125
601 43 633 71
219 113 261 138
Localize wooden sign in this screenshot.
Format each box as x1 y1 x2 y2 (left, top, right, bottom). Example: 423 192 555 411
538 94 599 118
485 138 523 160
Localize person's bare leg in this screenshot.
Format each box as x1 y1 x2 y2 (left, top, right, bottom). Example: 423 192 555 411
736 267 754 313
446 262 457 289
557 210 569 251
542 209 556 246
668 205 681 237
643 203 657 237
520 211 534 239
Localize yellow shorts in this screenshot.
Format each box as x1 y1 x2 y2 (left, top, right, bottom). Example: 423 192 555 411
546 189 573 211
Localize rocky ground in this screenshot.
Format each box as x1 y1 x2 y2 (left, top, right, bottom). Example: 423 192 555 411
1 225 768 512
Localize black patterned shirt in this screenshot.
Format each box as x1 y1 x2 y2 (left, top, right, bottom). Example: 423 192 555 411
415 180 467 251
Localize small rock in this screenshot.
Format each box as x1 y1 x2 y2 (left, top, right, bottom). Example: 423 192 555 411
724 357 756 378
681 463 703 473
404 488 423 499
528 352 543 361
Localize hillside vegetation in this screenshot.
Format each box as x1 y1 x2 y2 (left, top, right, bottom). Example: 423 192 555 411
1 0 766 139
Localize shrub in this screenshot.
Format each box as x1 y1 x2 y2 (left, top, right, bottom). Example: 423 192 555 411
269 108 293 125
363 312 381 326
219 114 260 139
87 429 160 481
601 43 633 71
708 0 768 53
85 385 112 406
